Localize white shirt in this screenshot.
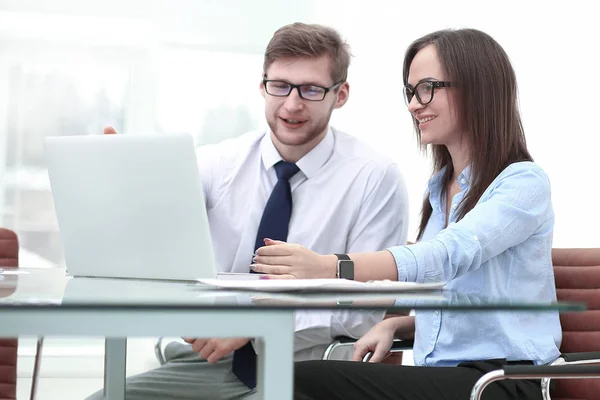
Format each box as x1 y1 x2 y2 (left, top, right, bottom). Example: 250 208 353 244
196 126 409 360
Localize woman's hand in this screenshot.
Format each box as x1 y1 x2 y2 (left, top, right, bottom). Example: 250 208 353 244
251 239 337 279
352 317 406 363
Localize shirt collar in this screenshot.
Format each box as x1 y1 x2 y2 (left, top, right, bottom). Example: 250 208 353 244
428 165 473 198
428 166 447 199
260 126 334 179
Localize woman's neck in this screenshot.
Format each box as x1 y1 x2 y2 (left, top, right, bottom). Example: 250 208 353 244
446 142 470 181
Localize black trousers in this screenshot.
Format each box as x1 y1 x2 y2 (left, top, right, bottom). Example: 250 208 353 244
294 359 542 400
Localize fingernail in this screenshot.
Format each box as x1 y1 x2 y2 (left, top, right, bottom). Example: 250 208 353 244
249 264 257 271
252 255 257 263
259 275 269 280
264 238 271 243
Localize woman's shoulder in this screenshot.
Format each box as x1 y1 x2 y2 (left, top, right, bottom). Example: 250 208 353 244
498 161 550 185
482 161 552 204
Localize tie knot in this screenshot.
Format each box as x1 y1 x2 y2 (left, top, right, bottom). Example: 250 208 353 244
274 161 299 181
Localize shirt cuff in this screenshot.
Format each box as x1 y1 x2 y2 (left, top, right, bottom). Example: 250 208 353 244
387 246 418 282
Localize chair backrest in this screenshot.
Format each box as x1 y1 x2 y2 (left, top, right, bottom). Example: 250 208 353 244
552 248 600 400
0 228 18 400
0 228 18 268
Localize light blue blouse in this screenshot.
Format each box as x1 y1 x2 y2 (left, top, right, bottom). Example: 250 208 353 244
389 162 562 366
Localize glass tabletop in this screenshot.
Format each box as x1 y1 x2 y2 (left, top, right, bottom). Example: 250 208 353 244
0 267 586 312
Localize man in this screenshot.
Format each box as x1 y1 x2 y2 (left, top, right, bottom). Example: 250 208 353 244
89 22 408 400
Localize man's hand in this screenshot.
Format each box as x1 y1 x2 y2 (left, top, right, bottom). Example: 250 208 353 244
182 337 251 363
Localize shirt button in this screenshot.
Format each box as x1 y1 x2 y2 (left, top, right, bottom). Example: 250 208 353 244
460 178 466 185
434 310 440 316
451 204 457 210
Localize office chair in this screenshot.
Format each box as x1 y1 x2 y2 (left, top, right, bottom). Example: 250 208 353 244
0 228 44 400
470 248 600 400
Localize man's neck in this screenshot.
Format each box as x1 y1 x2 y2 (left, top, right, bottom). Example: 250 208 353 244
270 128 328 163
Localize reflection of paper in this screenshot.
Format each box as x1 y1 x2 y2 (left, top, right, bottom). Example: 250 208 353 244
196 278 444 293
250 291 445 304
0 269 30 276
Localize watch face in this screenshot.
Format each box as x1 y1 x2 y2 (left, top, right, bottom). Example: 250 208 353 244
338 260 354 280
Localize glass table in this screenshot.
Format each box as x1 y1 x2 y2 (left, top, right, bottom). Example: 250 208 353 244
0 267 586 400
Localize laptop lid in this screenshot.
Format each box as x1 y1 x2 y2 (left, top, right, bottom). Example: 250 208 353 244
44 133 218 281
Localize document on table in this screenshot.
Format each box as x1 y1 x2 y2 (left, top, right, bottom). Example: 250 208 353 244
196 278 445 293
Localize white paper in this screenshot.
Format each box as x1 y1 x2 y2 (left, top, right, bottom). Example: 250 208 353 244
196 278 444 293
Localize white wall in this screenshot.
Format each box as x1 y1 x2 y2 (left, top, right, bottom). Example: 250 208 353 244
2 0 596 251
311 0 599 246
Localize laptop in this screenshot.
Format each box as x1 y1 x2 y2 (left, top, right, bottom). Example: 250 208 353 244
44 133 254 281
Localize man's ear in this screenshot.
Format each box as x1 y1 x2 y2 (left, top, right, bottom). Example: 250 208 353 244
259 80 266 99
333 81 350 109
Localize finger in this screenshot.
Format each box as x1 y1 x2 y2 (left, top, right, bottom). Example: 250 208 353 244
255 244 294 256
206 344 231 364
264 238 286 245
253 255 292 266
198 339 217 360
259 274 296 280
182 337 195 344
250 263 291 275
191 338 209 353
352 343 369 362
370 345 390 363
103 126 117 135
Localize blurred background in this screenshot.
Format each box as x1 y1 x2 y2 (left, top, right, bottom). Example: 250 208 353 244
0 0 597 398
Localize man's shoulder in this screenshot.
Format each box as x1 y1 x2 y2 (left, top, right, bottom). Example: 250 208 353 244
195 129 265 160
331 127 396 168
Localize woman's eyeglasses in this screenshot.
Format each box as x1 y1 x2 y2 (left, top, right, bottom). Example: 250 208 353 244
403 81 452 106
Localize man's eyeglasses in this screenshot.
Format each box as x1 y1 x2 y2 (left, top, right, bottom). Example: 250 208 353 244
263 79 343 102
403 81 452 106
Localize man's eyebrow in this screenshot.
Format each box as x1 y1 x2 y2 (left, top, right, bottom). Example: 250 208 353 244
267 78 329 87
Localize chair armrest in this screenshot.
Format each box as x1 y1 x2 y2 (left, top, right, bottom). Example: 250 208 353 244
362 339 414 362
390 339 414 352
562 351 600 362
323 336 414 361
154 337 166 365
470 363 600 400
322 336 355 360
502 364 600 378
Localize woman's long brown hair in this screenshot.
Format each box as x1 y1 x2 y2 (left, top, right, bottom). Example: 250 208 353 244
404 29 533 240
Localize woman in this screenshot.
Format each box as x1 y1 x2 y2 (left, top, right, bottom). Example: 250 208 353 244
253 28 561 400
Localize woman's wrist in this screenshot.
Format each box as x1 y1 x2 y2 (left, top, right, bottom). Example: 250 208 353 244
322 254 338 278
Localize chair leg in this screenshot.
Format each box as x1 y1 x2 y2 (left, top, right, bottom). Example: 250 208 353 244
30 337 44 400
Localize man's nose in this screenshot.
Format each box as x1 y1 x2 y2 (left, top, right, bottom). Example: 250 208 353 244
282 88 305 112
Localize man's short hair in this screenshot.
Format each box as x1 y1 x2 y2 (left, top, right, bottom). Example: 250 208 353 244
263 22 351 83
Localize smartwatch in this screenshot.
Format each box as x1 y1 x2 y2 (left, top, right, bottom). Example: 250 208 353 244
335 254 354 280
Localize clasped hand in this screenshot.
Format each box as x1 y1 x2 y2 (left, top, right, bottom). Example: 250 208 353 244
182 337 250 363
